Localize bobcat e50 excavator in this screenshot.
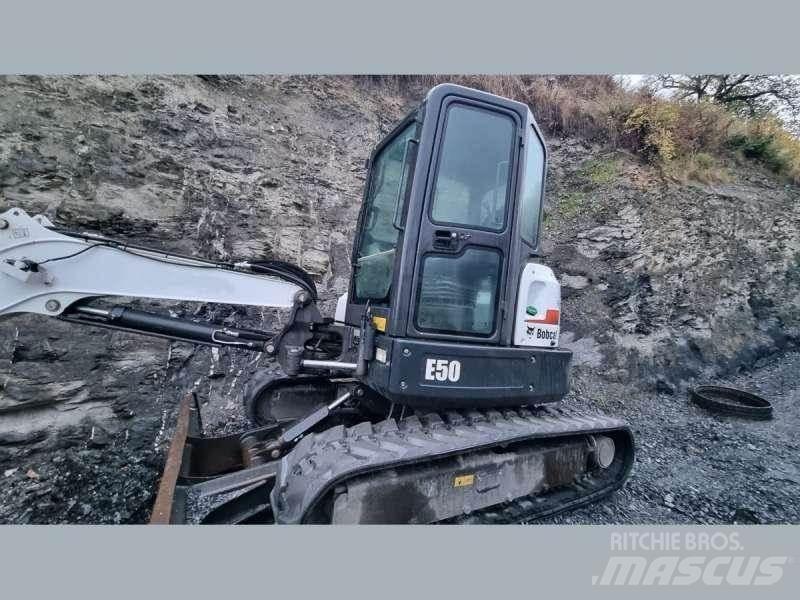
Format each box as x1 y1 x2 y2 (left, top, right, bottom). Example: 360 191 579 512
0 84 634 524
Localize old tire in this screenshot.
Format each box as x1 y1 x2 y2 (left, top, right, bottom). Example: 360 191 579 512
689 385 773 420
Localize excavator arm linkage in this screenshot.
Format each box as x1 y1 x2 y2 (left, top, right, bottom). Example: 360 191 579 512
0 208 317 351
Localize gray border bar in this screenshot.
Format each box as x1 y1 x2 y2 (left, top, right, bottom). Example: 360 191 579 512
0 525 798 599
1 0 799 73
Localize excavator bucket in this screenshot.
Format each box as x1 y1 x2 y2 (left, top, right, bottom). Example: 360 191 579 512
150 394 282 524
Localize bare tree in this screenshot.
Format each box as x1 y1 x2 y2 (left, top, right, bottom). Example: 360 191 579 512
649 74 800 131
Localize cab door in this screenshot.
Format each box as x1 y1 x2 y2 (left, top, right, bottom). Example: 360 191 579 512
408 94 523 344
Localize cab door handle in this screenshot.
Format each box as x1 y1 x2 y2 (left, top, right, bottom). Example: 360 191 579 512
433 230 467 250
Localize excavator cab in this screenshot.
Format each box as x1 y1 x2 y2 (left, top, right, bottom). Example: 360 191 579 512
343 84 570 409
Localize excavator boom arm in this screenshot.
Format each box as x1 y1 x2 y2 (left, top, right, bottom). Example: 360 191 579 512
0 208 304 319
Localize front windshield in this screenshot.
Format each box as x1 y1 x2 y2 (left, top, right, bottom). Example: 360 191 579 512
353 122 416 302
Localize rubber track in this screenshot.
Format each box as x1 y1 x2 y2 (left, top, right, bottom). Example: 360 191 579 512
272 405 634 524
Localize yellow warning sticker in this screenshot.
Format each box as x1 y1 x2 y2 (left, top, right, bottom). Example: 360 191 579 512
453 474 475 488
372 316 387 332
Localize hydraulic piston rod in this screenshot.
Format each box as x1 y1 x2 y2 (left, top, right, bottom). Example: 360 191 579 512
66 305 273 351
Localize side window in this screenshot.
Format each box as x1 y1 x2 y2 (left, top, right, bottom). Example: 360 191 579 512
520 126 545 245
430 104 515 231
353 123 415 302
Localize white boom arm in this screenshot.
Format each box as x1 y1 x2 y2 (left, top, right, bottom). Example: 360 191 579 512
0 208 303 319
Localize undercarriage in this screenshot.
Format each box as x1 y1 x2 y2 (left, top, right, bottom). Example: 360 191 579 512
152 384 634 525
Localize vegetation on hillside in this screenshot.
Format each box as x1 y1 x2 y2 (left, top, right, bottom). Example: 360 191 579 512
359 75 800 185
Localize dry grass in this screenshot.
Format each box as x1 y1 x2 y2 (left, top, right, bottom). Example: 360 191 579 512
354 75 800 185
667 153 730 185
728 117 800 183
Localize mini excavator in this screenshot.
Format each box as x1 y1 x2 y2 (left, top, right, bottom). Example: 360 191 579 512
0 84 633 523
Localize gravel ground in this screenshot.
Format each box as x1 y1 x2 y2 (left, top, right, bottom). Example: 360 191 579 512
0 424 165 524
2 349 797 524
542 350 800 524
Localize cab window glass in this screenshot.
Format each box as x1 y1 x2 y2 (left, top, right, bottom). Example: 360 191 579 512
354 123 415 301
520 126 545 245
430 104 515 231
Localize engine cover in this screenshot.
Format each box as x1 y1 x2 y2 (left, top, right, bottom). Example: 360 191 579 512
514 262 562 348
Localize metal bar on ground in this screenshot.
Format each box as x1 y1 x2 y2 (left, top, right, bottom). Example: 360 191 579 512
149 394 192 524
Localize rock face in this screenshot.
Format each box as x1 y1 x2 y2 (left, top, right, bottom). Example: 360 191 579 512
544 145 800 390
0 75 416 522
0 76 798 523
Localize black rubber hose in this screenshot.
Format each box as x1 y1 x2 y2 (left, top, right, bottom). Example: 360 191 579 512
51 229 318 299
247 260 318 299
